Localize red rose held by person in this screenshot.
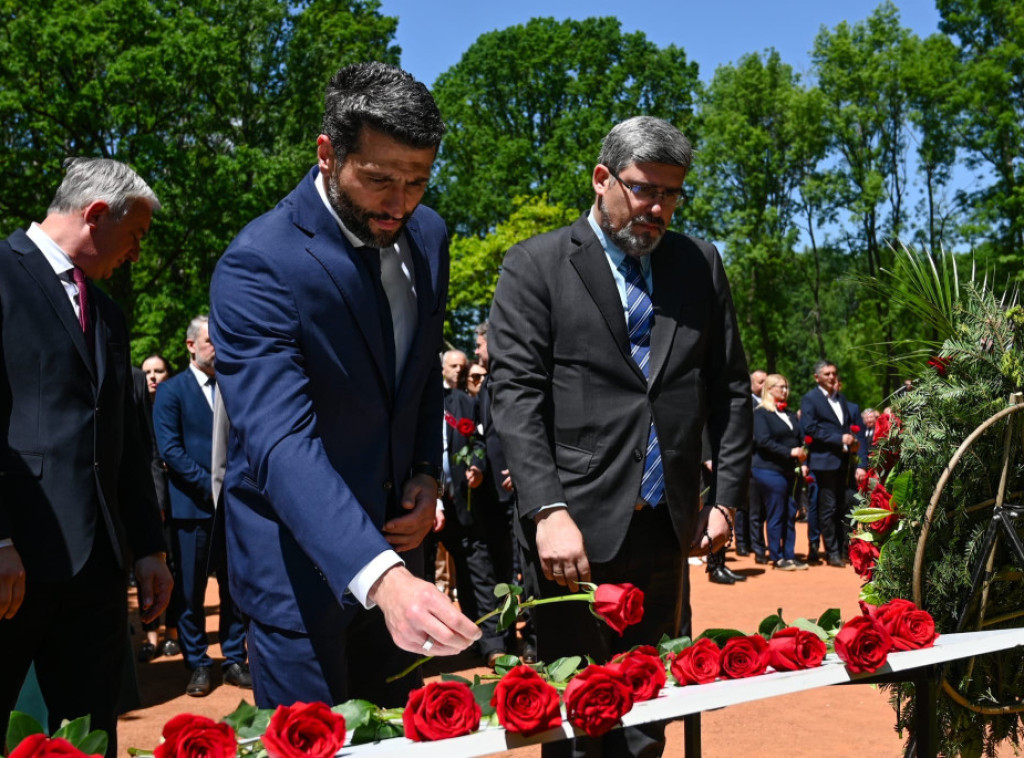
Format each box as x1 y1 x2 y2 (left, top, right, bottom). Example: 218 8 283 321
767 627 827 671
720 634 771 679
834 615 894 674
491 665 562 736
9 734 98 758
873 599 938 651
612 645 667 702
804 435 813 445
154 714 237 758
592 583 644 635
849 538 880 580
563 664 634 738
403 681 482 742
670 637 721 685
262 702 347 758
850 424 861 434
456 417 476 436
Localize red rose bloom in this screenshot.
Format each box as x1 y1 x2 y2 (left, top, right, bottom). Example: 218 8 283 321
849 538 880 580
834 615 893 674
262 702 346 758
154 714 237 758
403 681 481 742
804 435 813 445
455 417 476 436
9 735 97 758
850 424 861 434
805 474 816 484
866 484 899 534
563 664 634 738
857 469 878 493
669 638 721 685
592 583 644 635
720 635 771 679
611 645 667 702
873 599 938 651
491 665 562 736
767 627 827 671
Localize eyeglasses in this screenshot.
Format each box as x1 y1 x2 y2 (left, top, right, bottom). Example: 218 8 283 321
770 385 789 391
468 373 486 383
607 168 687 206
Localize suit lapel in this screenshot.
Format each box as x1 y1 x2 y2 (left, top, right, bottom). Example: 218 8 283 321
649 243 684 386
567 220 641 382
12 231 96 382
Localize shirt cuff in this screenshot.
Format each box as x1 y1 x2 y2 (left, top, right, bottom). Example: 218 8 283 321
0 538 13 549
348 550 404 609
524 502 568 520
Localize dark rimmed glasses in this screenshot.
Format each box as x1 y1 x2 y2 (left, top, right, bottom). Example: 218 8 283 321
607 167 688 206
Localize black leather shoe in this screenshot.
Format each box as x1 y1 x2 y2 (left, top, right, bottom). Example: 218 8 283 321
720 566 747 582
753 553 770 565
159 639 181 657
735 547 750 557
806 550 821 565
223 662 253 689
827 554 846 568
186 666 212 697
137 642 157 663
708 566 736 585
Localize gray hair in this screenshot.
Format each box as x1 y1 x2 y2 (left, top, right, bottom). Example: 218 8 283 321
48 157 160 218
322 62 445 164
474 321 488 339
598 116 693 175
812 359 836 377
186 314 209 343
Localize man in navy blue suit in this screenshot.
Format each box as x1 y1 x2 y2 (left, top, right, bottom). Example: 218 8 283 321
800 360 859 567
209 62 479 709
153 314 249 697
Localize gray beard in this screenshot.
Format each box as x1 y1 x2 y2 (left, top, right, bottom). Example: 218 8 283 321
597 196 664 257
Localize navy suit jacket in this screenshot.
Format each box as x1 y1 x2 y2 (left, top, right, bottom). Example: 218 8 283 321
209 166 448 635
0 230 164 581
800 387 854 472
152 370 214 520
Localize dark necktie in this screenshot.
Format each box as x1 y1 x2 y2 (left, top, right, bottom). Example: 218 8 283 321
622 256 664 506
358 247 396 392
71 266 94 352
207 375 216 406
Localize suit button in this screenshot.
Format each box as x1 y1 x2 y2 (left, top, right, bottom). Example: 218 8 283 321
383 481 393 491
633 448 643 462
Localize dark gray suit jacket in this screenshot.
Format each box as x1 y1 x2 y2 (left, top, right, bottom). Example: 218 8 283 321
489 214 752 564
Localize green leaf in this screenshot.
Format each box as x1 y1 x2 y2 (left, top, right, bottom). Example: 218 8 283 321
815 608 843 635
440 673 472 685
657 635 692 656
851 506 897 523
493 583 513 598
375 721 404 740
7 712 46 754
53 716 89 746
757 612 786 638
888 472 913 506
790 617 829 641
492 654 522 675
859 582 886 606
697 628 746 646
471 681 498 716
222 700 261 731
497 596 519 633
78 731 108 757
334 700 376 730
545 656 582 683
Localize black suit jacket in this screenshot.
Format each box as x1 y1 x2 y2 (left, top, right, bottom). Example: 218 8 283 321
0 230 165 581
489 215 752 563
132 367 170 516
752 406 802 476
799 387 853 472
443 387 484 526
476 375 513 509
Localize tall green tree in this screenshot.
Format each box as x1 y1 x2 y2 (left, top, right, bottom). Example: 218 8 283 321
427 17 700 237
0 0 399 365
936 0 1024 276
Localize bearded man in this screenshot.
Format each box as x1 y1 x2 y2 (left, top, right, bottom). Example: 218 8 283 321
489 116 752 757
209 62 478 709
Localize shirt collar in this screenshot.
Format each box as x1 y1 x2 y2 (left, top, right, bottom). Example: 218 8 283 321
26 222 75 277
817 384 838 401
586 208 651 277
187 362 213 387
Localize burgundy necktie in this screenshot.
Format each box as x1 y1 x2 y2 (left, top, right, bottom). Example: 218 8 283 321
71 266 91 336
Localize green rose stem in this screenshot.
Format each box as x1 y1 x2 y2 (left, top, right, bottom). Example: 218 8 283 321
386 590 597 683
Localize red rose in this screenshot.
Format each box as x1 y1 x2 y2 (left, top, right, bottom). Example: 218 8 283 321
804 435 813 445
776 401 788 411
262 702 346 758
857 469 878 493
834 615 893 673
805 474 816 484
767 627 827 671
563 664 634 738
849 538 880 580
403 681 481 742
866 484 899 534
720 634 770 679
9 735 97 758
850 424 861 434
669 638 721 685
592 583 644 635
491 664 562 736
456 417 476 436
154 714 237 758
873 599 938 651
611 645 667 702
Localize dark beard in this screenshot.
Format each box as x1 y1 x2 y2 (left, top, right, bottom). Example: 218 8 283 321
597 196 665 257
326 172 411 247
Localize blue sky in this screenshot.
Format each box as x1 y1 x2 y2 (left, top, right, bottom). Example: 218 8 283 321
376 0 944 87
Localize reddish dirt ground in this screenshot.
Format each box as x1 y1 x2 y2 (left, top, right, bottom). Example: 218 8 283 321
114 523 991 757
